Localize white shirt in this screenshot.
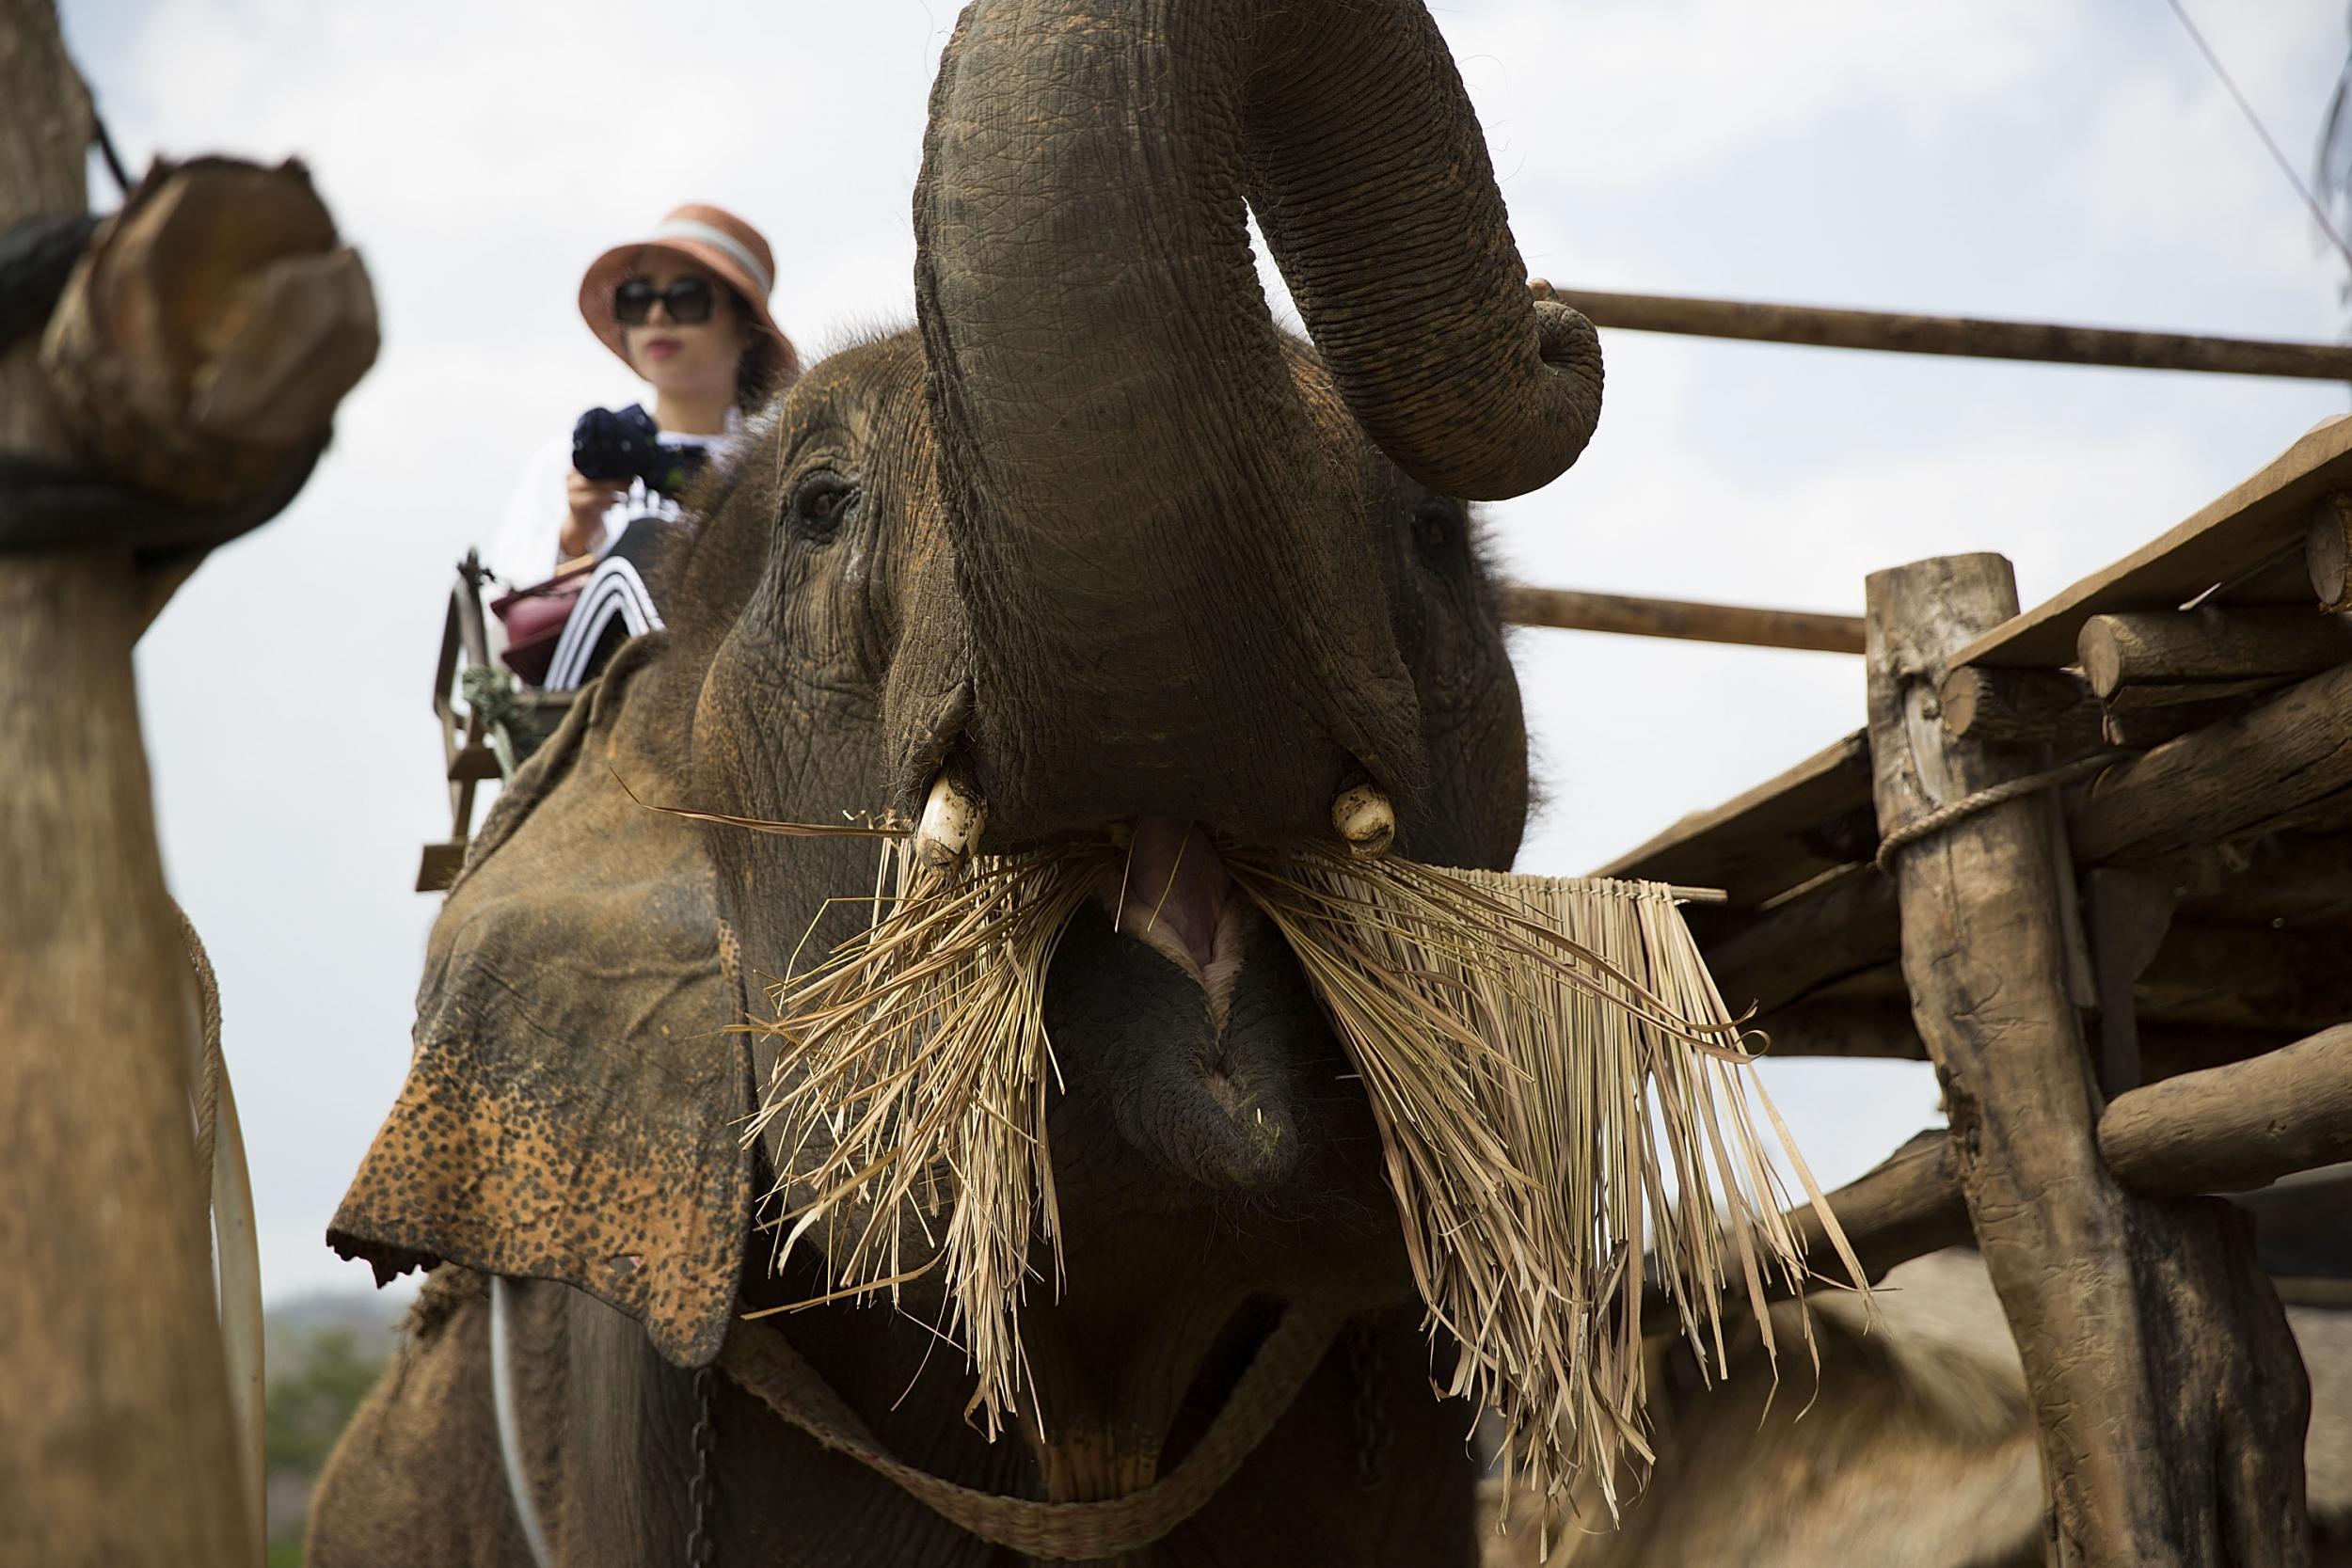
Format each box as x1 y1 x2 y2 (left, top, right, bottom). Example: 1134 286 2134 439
485 406 745 592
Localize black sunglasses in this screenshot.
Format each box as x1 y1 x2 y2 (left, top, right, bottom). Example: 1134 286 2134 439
614 276 718 326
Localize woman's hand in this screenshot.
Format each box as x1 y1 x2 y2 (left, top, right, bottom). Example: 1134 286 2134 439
561 468 628 558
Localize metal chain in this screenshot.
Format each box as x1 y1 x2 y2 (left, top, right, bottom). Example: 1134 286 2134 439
684 1366 719 1567
1345 1323 1390 1490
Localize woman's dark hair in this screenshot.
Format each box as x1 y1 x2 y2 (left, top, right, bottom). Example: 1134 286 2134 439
724 286 781 413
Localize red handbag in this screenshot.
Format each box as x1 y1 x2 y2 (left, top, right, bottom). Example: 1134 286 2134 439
489 561 596 686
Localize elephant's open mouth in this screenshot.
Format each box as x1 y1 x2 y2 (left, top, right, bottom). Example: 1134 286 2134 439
1095 816 1253 1018
734 799 1824 1500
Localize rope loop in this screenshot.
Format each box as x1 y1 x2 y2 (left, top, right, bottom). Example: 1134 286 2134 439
1875 751 2125 875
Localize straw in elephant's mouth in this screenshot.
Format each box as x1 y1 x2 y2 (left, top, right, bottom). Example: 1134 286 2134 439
656 793 1864 1515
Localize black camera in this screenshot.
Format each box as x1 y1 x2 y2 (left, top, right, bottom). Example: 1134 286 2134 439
571 404 708 499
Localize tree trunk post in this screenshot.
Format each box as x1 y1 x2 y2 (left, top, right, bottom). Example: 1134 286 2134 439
0 6 254 1561
1865 554 2310 1567
1 2 373 1560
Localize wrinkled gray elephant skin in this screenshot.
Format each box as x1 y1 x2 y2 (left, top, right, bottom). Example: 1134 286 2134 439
310 0 1600 1561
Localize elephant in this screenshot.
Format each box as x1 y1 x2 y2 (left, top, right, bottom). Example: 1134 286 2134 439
310 0 1605 1561
1479 1248 2352 1568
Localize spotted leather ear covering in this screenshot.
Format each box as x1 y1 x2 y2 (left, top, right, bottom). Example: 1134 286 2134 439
328 634 751 1367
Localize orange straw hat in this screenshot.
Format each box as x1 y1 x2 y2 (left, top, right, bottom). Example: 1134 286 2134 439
578 203 801 389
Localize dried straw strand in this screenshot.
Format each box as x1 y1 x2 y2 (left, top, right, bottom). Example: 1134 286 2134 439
734 830 1863 1512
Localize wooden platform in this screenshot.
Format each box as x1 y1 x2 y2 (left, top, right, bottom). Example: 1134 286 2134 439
1595 413 2352 1073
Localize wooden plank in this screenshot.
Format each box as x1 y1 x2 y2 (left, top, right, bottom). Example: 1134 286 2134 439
1867 552 2307 1566
1498 584 1864 654
1589 732 1873 906
1950 415 2352 671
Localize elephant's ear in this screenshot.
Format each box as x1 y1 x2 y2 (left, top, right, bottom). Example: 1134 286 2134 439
328 634 751 1367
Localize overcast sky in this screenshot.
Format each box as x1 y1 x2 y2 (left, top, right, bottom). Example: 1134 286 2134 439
56 0 2350 1302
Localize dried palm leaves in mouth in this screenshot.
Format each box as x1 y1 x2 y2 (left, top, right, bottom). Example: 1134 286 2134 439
717 783 1864 1509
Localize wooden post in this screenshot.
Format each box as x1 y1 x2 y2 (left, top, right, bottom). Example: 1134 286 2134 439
0 4 373 1561
1866 555 2309 1567
0 8 247 1562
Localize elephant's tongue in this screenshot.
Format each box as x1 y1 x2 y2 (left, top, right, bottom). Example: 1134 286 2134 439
1115 818 1232 975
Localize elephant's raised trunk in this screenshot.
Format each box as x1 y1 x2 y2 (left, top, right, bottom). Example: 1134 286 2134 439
912 0 1597 847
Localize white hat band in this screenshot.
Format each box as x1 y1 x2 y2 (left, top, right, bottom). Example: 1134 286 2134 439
649 218 772 297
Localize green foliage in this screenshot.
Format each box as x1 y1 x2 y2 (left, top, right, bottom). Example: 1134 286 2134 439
265 1324 389 1563
267 1327 385 1474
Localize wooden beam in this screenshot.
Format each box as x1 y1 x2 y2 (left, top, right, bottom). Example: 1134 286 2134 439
1751 998 1924 1059
2078 609 2352 701
2137 921 2352 1037
1867 552 2306 1565
2157 827 2352 927
2068 656 2352 864
2310 493 2352 613
1591 733 1875 910
1708 863 1899 1017
1937 665 2104 748
1660 1023 2352 1333
2102 1027 2352 1199
1948 425 2352 671
1497 583 1865 654
1640 1130 1964 1336
1748 989 2297 1083
1539 285 2352 381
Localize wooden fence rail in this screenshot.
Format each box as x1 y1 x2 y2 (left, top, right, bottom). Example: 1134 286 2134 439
1541 284 2352 382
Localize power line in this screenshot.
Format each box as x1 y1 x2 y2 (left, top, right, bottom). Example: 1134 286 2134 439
2160 0 2352 272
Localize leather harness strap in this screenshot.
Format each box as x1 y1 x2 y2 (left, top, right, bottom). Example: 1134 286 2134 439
715 1302 1344 1560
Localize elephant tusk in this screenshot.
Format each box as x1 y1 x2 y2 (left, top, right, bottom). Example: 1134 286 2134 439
1330 784 1395 860
913 770 987 872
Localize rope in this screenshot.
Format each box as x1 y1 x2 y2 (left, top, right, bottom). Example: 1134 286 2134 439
170 900 224 1180
716 1301 1343 1560
1876 752 2125 875
0 210 325 561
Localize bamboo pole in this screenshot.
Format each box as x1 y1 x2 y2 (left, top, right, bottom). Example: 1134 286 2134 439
1498 583 1865 654
1535 283 2352 381
1866 553 2308 1567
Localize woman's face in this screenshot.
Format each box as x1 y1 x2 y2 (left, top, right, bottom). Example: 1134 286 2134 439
619 257 752 399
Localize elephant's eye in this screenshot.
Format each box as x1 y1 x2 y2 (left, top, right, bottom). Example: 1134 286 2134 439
788 471 860 542
1411 499 1462 559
